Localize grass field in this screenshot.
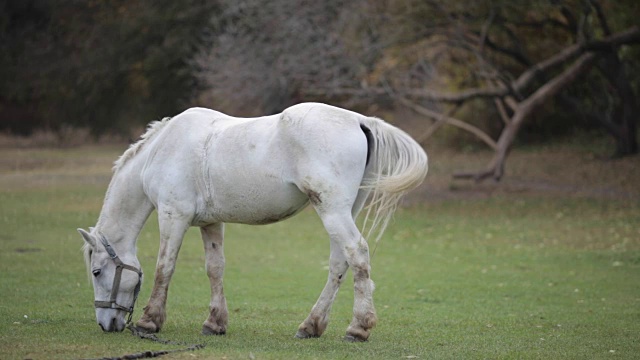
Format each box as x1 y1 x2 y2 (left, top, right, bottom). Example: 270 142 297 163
0 143 639 359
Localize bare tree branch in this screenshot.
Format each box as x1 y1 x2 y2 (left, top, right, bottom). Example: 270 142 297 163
454 52 598 181
303 26 639 104
494 98 510 126
415 103 462 145
589 0 611 36
397 96 498 150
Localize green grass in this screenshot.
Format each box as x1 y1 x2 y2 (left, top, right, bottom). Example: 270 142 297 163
0 146 639 359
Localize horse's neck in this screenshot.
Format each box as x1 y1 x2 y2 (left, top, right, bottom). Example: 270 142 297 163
96 161 153 253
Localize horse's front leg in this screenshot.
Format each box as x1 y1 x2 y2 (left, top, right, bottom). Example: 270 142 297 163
135 209 190 333
296 240 348 339
200 223 228 335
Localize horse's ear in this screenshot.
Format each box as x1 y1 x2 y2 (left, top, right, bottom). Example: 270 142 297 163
78 228 96 247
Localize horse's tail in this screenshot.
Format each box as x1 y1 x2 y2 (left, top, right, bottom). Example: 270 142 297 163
357 117 428 246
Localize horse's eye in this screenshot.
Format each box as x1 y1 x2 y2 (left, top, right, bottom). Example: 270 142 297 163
92 269 102 277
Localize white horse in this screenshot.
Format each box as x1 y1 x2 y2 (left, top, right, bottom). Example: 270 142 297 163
78 102 427 341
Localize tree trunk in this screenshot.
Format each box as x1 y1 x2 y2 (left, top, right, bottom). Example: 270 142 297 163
598 53 639 156
454 53 597 182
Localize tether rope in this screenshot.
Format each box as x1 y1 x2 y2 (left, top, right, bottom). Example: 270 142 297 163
82 324 205 360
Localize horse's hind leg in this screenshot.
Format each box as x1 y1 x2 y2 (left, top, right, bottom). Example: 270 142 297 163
296 189 371 339
200 223 228 335
331 213 377 342
296 238 348 338
343 190 378 341
299 207 377 342
352 188 371 219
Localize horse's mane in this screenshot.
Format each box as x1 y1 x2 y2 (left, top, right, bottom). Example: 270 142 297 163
113 117 171 172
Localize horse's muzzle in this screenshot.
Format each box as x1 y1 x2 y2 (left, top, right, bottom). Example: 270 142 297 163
98 314 126 332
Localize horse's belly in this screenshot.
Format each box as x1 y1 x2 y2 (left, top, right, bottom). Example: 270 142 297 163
197 180 310 226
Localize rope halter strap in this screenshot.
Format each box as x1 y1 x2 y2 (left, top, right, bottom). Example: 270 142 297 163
94 235 143 324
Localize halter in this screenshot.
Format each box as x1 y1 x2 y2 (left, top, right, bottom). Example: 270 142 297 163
94 235 143 325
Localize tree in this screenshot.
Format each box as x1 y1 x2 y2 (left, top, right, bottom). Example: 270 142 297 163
192 0 374 116
298 0 640 181
0 0 218 136
398 27 639 181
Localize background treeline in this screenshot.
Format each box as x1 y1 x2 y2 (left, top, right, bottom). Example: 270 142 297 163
1 0 216 135
1 0 638 156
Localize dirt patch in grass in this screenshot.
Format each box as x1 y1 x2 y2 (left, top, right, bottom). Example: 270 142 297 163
0 146 125 190
1 138 638 202
406 143 640 204
0 128 130 149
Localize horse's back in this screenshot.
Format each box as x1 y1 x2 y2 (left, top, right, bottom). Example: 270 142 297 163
141 104 370 226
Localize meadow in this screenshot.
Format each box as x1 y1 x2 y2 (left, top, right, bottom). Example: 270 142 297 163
0 143 638 359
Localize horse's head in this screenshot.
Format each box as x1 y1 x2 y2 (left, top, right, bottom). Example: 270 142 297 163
78 228 143 332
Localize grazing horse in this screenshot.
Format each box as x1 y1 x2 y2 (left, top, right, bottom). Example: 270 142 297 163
78 102 428 341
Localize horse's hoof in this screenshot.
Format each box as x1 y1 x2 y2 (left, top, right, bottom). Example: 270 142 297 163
295 329 319 339
344 334 368 342
202 324 226 336
133 320 160 334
